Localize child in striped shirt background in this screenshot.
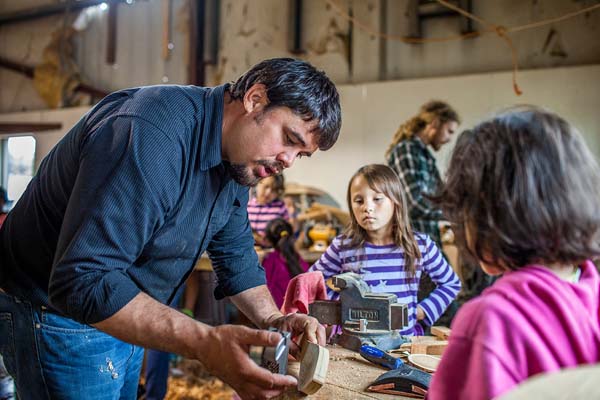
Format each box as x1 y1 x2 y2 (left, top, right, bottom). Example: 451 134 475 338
309 164 460 336
247 174 289 247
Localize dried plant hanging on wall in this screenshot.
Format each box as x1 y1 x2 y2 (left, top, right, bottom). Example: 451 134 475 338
33 26 81 109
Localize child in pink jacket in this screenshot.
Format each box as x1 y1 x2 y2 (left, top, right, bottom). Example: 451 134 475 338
428 106 600 400
263 218 308 308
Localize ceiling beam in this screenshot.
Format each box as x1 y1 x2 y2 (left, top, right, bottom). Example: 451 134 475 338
0 56 109 99
0 123 63 134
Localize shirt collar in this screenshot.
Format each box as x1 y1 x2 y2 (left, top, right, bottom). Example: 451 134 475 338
412 134 428 149
411 135 435 159
199 84 227 171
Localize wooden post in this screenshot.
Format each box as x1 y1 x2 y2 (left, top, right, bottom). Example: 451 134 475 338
162 0 173 61
188 0 206 85
106 1 118 65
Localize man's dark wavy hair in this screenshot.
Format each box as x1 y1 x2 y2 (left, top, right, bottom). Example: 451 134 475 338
228 58 341 151
438 105 600 271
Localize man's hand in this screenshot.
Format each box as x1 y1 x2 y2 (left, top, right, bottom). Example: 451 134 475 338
92 293 296 399
230 286 325 357
196 324 297 400
266 313 326 357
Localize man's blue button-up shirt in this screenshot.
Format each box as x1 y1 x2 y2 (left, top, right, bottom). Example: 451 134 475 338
0 84 265 324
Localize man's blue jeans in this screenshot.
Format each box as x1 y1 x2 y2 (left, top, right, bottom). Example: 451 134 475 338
0 291 143 399
0 355 14 400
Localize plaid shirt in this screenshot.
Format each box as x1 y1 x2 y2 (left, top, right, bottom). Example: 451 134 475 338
387 136 443 245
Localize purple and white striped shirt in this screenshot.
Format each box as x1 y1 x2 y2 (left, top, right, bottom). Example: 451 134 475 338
309 233 461 335
247 198 289 237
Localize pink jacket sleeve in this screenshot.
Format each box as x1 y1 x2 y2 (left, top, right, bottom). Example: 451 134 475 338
428 298 520 400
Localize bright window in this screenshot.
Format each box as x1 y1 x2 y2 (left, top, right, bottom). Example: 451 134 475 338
1 136 36 209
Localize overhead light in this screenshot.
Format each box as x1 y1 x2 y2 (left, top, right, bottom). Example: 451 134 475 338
99 2 108 11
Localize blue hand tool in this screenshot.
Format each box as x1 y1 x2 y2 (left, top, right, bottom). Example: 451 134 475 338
359 345 403 370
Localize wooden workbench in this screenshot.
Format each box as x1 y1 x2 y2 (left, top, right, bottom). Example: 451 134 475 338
191 250 435 398
275 345 415 400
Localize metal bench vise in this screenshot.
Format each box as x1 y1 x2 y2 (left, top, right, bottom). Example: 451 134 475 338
309 272 409 352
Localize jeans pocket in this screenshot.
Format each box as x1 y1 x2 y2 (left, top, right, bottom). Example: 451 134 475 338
40 311 98 334
0 312 16 378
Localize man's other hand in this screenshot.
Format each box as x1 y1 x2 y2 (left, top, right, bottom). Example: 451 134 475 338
196 324 297 399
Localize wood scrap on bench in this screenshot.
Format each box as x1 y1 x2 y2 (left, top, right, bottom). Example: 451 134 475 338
397 336 449 356
408 354 441 373
430 326 451 340
410 341 448 356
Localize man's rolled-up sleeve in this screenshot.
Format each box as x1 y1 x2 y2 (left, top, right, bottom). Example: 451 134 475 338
208 187 266 300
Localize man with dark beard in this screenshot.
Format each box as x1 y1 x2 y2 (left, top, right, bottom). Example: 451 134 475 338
0 58 341 400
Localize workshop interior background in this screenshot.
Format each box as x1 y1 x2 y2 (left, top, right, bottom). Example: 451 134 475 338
0 0 599 209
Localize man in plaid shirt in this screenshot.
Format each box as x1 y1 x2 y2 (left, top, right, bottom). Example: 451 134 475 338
386 101 460 313
386 101 460 247
388 136 445 245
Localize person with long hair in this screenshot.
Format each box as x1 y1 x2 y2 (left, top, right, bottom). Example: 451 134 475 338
429 106 600 400
386 100 460 248
386 101 461 327
263 218 308 308
310 164 460 335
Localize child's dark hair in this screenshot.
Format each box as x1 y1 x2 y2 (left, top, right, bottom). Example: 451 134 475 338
344 164 422 278
271 174 285 198
438 106 600 271
265 218 304 277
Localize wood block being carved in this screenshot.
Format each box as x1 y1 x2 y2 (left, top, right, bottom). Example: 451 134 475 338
298 339 329 395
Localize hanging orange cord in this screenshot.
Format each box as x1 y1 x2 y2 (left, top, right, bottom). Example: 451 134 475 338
436 0 522 95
